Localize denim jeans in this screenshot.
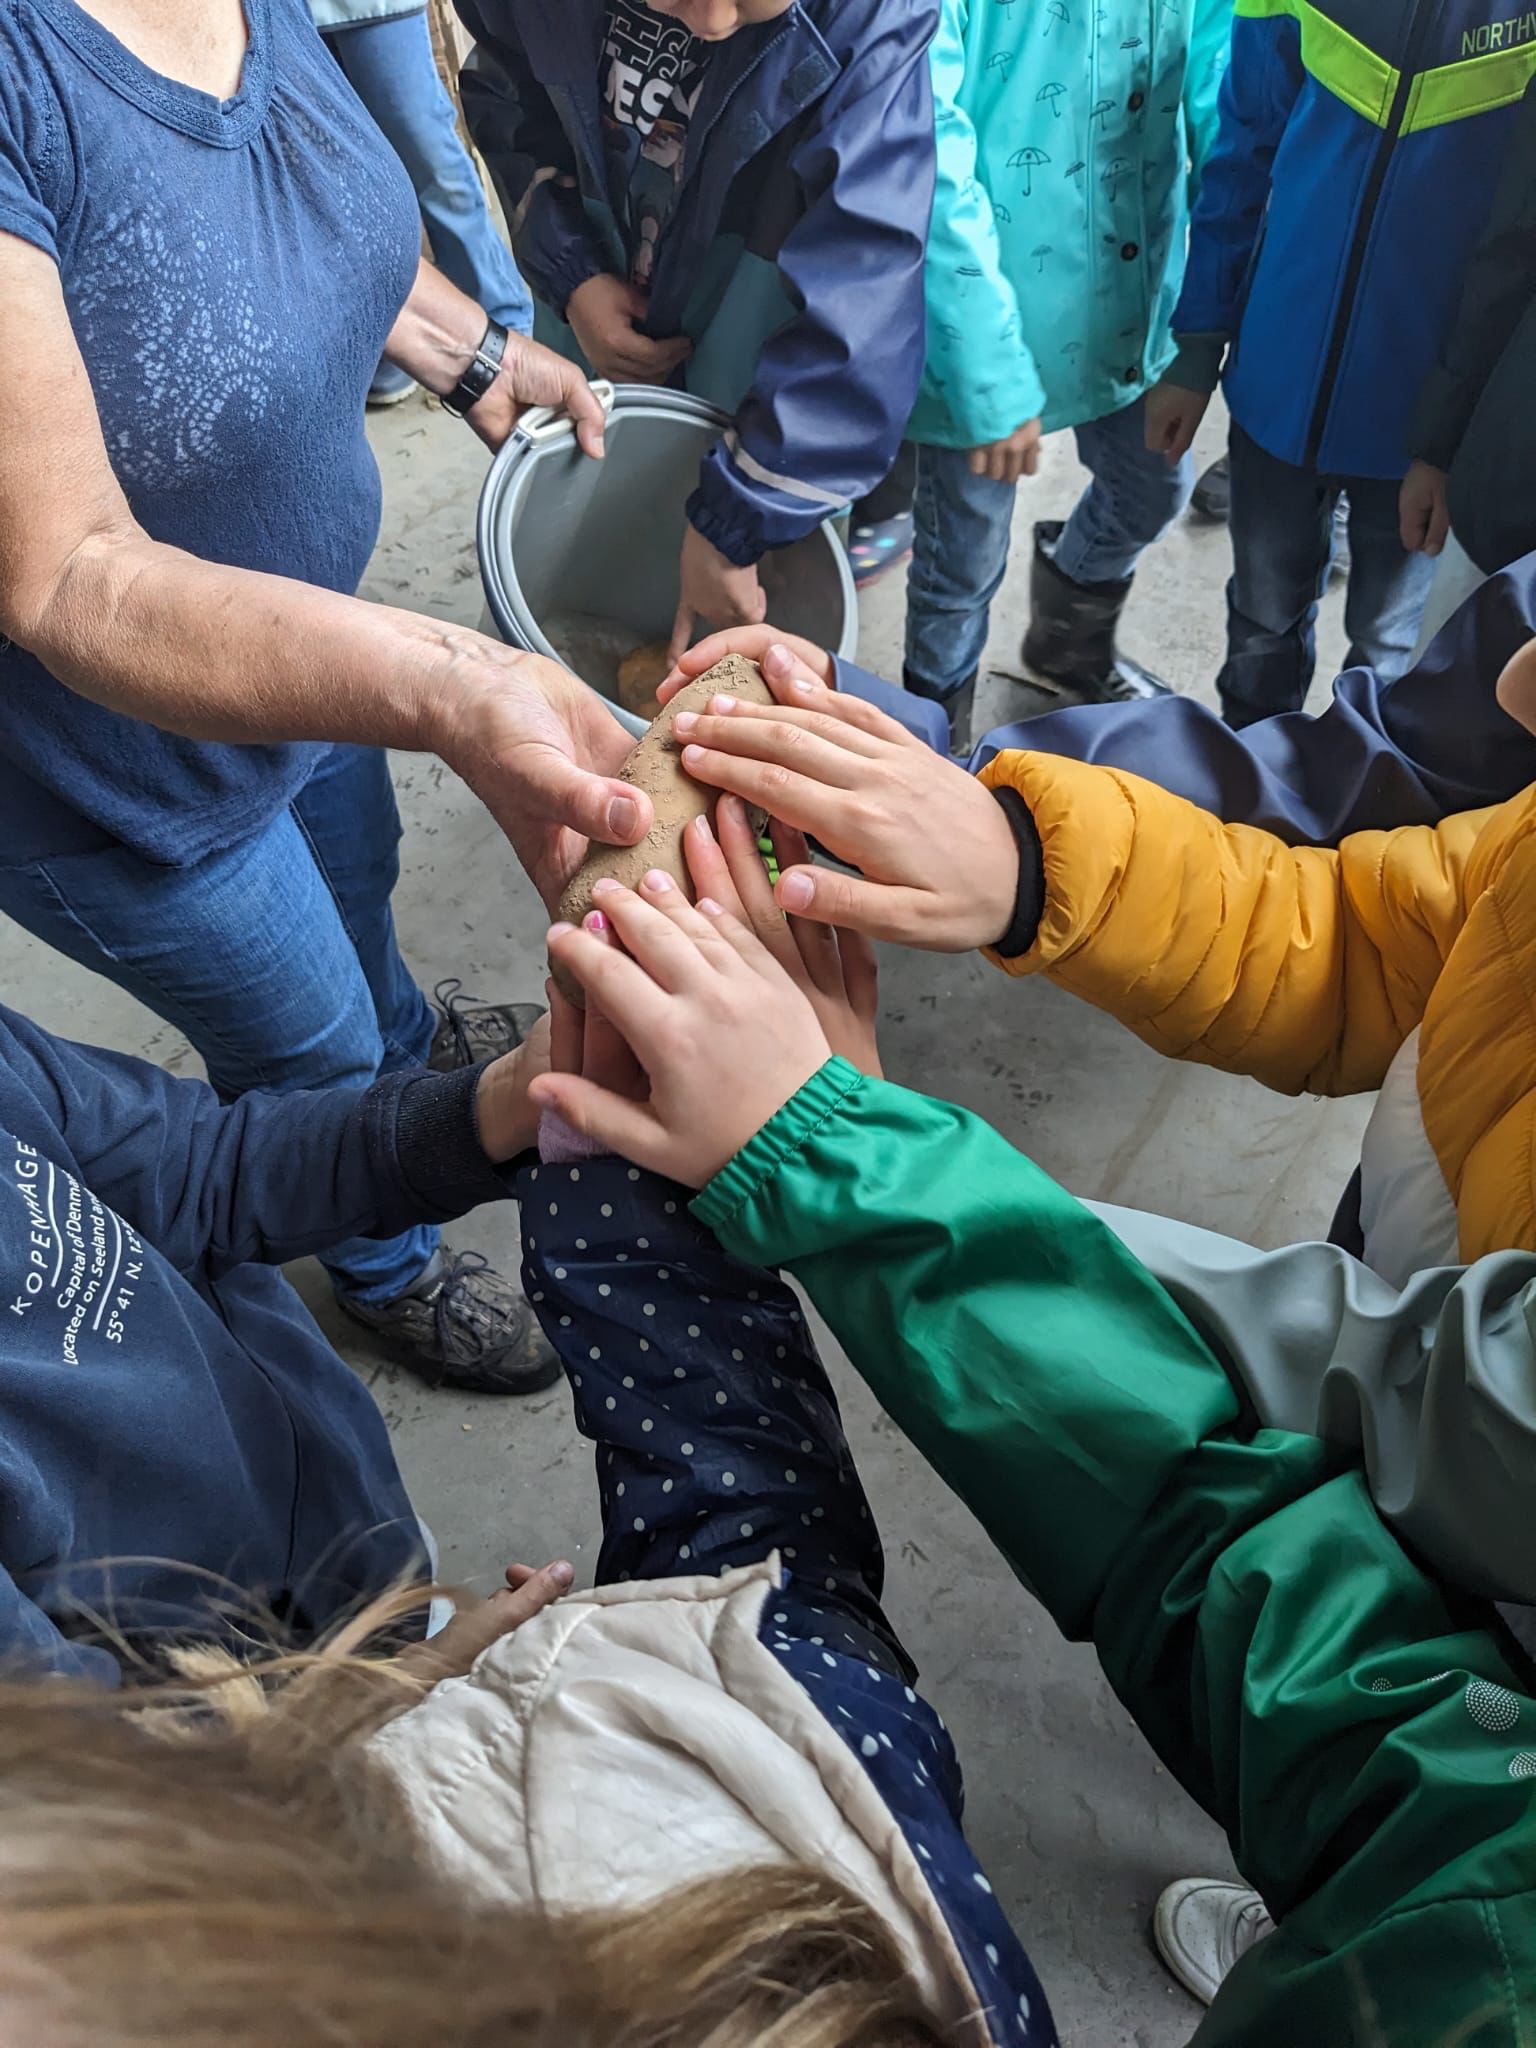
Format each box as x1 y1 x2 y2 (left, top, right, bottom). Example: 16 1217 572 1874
906 396 1193 696
1220 422 1438 726
0 745 437 1304
325 11 534 336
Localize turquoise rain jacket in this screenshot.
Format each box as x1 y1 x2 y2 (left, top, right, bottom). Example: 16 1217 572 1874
910 0 1231 448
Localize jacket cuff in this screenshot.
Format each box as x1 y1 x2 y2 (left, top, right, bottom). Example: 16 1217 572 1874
991 785 1045 959
693 1058 865 1239
383 1062 519 1219
1163 333 1226 394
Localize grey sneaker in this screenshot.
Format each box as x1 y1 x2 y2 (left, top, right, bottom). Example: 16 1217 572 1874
1153 1878 1273 2005
429 981 545 1073
340 1247 561 1397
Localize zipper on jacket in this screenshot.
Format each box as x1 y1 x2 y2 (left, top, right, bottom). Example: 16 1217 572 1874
1304 0 1434 468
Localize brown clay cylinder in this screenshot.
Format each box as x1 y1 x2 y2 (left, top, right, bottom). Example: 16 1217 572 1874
552 653 775 999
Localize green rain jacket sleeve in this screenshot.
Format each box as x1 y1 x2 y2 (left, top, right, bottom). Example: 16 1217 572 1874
907 0 1047 451
695 1060 1536 2048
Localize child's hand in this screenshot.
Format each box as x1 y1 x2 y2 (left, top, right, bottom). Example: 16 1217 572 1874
669 683 1022 951
566 273 692 384
397 1559 575 1686
531 877 834 1187
683 795 881 1076
474 1012 552 1163
1144 380 1210 465
1399 459 1450 556
668 524 768 665
658 627 835 705
968 416 1042 484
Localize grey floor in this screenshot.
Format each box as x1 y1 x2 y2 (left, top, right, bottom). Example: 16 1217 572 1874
0 398 1367 2045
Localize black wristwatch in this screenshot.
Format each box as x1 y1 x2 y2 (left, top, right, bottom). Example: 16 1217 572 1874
442 318 508 418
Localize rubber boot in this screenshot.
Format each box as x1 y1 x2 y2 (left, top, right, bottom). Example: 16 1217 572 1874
1022 522 1172 704
903 670 976 758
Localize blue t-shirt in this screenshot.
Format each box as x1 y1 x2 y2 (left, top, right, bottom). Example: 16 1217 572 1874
0 0 420 863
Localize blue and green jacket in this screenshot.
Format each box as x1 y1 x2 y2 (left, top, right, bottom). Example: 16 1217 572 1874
455 0 938 566
1175 0 1536 477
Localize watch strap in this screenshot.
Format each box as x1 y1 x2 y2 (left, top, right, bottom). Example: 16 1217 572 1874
442 319 508 418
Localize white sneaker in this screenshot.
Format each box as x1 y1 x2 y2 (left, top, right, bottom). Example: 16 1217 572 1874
1153 1878 1274 2004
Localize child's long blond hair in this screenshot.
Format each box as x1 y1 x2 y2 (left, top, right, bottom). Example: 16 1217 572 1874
0 1603 945 2048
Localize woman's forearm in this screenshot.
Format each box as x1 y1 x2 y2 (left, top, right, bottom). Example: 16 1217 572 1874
36 523 487 757
382 257 488 397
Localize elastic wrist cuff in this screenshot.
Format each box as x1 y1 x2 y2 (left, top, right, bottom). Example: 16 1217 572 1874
991 785 1045 958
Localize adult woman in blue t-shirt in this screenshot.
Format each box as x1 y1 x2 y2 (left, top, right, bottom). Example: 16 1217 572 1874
0 0 655 1394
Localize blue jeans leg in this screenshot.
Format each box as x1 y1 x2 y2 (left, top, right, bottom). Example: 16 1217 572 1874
1219 423 1341 724
325 12 534 336
905 443 1018 697
1053 395 1194 587
0 752 436 1305
1339 475 1438 681
290 744 435 1072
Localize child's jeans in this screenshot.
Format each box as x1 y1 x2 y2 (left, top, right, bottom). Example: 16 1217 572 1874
515 1151 1057 2045
1219 423 1438 728
906 396 1193 698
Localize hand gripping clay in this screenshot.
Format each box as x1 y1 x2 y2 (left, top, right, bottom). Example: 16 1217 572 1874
553 653 775 998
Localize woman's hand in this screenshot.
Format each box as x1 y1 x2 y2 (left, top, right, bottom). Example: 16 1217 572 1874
396 1559 574 1686
669 680 1021 951
530 877 834 1187
382 259 608 457
427 641 653 907
474 1012 552 1162
1144 380 1210 465
682 797 881 1076
1399 459 1451 556
566 273 693 385
969 416 1042 484
668 525 768 665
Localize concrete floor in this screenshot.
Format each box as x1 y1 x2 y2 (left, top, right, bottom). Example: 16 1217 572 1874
0 398 1368 2045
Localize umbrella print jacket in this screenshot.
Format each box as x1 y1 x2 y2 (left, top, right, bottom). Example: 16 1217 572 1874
910 0 1232 448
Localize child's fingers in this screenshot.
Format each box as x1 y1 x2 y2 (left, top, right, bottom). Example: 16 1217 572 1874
675 694 899 760
678 720 885 801
713 796 822 981
773 864 932 945
548 981 587 1076
526 1071 672 1173
683 812 750 924
587 877 733 991
677 744 856 847
547 919 678 1032
838 925 881 1020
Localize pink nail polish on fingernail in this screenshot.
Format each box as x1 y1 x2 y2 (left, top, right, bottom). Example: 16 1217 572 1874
584 910 608 933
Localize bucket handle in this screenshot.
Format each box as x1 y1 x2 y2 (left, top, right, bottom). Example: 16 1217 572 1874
515 379 617 447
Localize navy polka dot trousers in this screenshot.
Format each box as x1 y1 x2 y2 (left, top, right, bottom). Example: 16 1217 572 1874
518 1155 1056 2048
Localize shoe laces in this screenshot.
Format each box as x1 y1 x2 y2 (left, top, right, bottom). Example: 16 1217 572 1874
429 1248 509 1364
432 979 519 1066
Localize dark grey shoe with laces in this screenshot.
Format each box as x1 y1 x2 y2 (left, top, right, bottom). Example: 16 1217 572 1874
428 981 545 1073
339 1247 561 1396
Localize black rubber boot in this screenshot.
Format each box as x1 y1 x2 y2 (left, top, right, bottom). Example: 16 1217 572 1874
902 669 976 757
1022 523 1172 704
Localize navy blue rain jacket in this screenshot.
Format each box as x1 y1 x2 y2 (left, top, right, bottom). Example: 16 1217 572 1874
0 1013 515 1684
456 0 938 565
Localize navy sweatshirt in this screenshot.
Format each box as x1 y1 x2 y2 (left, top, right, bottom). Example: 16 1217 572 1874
0 1005 516 1685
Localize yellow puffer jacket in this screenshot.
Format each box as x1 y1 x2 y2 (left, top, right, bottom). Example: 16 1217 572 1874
979 751 1536 1262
